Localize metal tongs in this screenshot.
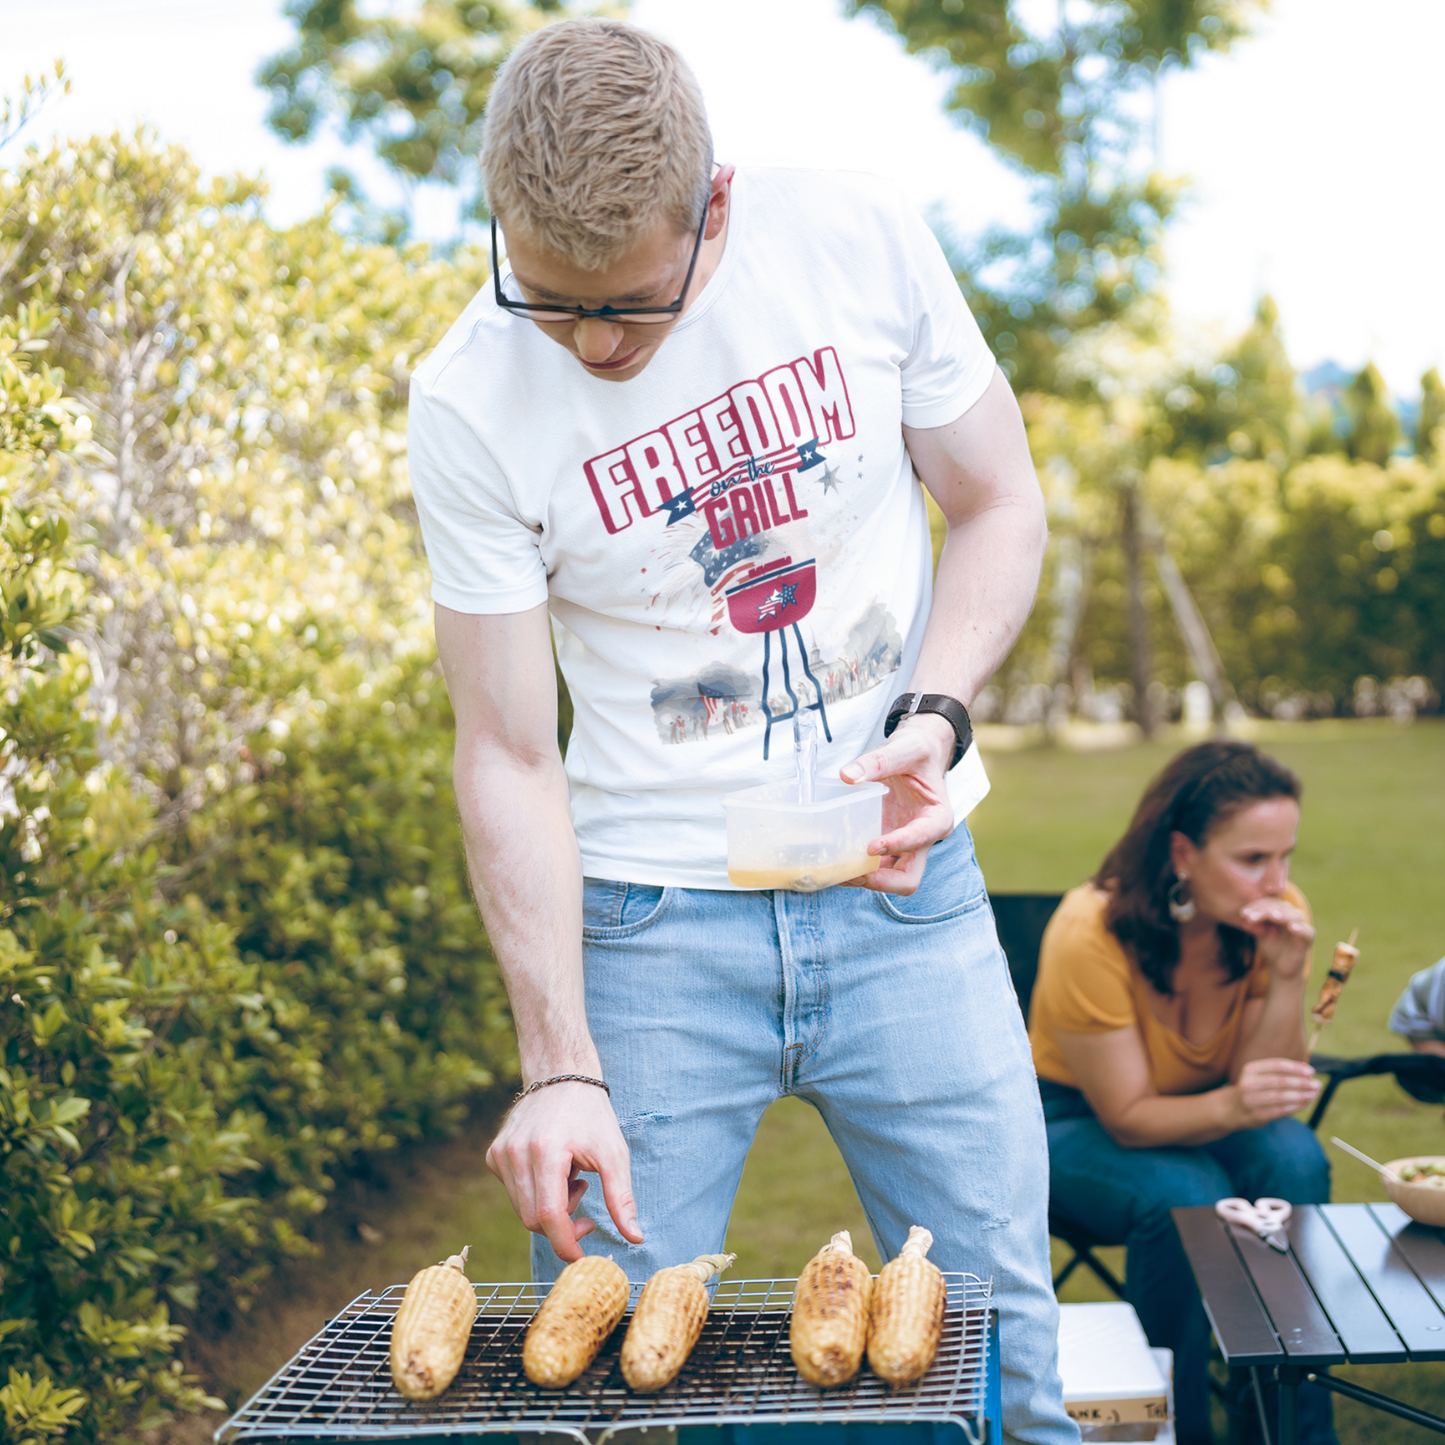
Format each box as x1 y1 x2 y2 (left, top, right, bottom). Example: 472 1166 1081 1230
1216 1196 1292 1252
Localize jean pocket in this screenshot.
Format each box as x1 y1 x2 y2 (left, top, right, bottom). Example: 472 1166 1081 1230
581 879 671 939
872 827 987 924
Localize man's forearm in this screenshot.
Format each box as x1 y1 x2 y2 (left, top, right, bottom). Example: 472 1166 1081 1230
456 746 595 1081
910 496 1047 706
902 368 1049 711
435 602 638 1256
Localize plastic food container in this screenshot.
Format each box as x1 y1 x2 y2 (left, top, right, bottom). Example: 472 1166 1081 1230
722 778 887 891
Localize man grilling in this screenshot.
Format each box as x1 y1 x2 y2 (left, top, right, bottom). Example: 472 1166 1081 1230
407 18 1074 1444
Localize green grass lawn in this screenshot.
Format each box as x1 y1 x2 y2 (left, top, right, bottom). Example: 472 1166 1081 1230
184 719 1445 1444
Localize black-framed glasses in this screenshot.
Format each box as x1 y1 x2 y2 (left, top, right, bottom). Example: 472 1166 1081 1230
491 204 708 325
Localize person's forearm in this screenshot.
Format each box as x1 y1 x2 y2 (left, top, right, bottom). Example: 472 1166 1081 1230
455 743 595 1082
909 495 1047 706
1232 977 1310 1074
1101 1088 1240 1150
902 370 1049 709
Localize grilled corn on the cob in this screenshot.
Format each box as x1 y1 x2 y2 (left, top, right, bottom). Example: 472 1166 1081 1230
790 1230 874 1387
523 1255 630 1388
389 1246 477 1399
621 1252 736 1392
867 1226 945 1386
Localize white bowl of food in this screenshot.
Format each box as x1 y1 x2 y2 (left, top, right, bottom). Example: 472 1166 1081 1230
1383 1157 1445 1227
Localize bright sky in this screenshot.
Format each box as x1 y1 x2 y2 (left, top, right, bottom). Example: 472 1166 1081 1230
3 0 1442 395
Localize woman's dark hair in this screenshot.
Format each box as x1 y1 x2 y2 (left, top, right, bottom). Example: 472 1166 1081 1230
1095 739 1302 996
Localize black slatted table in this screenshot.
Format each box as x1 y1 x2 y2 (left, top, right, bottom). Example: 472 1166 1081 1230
1174 1202 1445 1445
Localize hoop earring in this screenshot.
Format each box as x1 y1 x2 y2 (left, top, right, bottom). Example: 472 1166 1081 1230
1168 875 1197 924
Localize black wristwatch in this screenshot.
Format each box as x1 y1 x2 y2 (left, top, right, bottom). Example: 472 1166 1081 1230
884 692 973 771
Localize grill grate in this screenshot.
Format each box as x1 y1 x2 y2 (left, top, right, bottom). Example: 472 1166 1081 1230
217 1273 991 1445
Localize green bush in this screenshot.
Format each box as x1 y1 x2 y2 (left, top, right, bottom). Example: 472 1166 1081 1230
0 315 243 1439
0 129 521 1441
176 649 512 1225
0 312 509 1442
0 614 508 1444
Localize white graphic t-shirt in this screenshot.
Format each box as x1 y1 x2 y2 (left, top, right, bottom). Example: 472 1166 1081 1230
408 168 995 888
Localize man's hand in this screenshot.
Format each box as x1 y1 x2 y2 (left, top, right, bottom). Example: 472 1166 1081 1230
486 1081 644 1262
839 711 955 895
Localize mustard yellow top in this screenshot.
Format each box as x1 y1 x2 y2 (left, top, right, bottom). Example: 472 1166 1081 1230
1029 883 1310 1096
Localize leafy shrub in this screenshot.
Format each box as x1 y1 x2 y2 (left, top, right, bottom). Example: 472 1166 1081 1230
0 302 508 1442
0 646 506 1443
0 313 241 1439
176 648 512 1229
0 129 485 825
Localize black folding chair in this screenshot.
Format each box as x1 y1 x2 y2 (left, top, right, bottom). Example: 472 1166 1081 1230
1308 1050 1445 1128
990 891 1125 1297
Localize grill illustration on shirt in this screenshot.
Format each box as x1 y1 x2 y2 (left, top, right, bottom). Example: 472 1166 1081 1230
721 556 827 760
581 345 902 756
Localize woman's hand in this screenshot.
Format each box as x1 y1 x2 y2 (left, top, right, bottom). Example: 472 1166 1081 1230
1238 895 1314 979
1224 1057 1320 1129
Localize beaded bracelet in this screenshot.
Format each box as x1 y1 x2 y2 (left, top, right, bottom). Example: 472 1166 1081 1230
513 1073 611 1104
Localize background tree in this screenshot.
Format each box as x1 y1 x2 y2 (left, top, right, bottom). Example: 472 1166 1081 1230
845 0 1268 731
0 59 67 151
1346 360 1402 466
1164 295 1304 467
258 0 569 231
1417 366 1444 461
845 0 1266 394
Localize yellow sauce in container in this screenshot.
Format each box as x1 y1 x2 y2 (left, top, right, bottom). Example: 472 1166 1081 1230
727 856 880 891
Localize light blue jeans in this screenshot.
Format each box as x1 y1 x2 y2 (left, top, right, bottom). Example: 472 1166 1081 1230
532 825 1077 1445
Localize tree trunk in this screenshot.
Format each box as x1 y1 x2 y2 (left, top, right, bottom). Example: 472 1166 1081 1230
1144 511 1237 728
1121 481 1156 736
1044 533 1093 740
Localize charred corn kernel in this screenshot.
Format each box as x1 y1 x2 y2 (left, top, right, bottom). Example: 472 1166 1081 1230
867 1226 945 1386
790 1230 874 1387
389 1246 477 1400
523 1255 630 1388
621 1252 736 1392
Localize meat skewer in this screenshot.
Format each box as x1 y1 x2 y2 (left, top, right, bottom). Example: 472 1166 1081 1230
1307 928 1359 1054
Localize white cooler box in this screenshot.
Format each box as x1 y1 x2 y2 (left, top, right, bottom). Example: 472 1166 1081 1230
1058 1302 1173 1443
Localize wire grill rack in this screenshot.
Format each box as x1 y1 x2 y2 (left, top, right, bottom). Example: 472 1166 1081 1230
217 1273 991 1445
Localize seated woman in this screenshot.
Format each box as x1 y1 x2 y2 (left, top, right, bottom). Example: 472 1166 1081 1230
1030 739 1332 1445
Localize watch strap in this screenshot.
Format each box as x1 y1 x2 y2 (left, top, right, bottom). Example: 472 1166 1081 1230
883 692 973 771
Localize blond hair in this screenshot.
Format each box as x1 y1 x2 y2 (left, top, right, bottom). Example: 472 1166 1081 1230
481 18 713 271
